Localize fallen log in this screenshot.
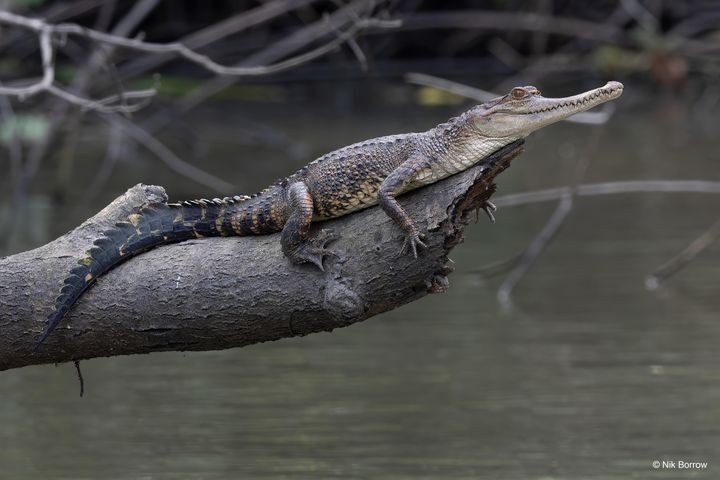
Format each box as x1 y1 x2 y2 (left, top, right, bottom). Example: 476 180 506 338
0 140 524 370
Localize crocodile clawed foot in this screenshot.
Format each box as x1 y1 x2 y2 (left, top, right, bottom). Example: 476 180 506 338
400 231 427 259
291 229 339 271
481 200 497 224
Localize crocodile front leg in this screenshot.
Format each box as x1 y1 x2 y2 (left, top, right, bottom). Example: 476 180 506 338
281 182 336 271
378 154 432 258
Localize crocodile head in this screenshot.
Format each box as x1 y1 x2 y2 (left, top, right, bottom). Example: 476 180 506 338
471 81 624 138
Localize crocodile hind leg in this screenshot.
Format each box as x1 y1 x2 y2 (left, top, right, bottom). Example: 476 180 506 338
281 182 337 271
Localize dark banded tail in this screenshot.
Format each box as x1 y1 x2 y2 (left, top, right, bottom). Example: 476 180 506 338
35 195 253 348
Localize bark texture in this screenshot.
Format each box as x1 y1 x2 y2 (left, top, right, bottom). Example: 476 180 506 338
0 141 524 370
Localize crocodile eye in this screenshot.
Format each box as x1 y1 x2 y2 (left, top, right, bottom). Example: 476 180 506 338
511 88 527 100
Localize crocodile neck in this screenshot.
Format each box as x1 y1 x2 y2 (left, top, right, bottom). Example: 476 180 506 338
432 114 511 166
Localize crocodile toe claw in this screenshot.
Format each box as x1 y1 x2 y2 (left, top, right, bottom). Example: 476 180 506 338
400 231 427 258
290 229 339 271
482 200 497 224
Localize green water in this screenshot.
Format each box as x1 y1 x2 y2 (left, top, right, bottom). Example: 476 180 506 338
1 90 719 479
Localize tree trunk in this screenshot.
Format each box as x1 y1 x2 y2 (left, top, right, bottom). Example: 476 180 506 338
0 141 524 370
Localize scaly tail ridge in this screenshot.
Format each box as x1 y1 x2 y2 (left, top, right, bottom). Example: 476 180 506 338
36 195 250 348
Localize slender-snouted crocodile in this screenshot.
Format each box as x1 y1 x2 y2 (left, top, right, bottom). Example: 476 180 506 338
36 81 623 347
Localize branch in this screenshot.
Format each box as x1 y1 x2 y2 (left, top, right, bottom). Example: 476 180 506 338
142 0 394 132
405 72 616 125
496 125 601 306
0 141 524 371
396 11 630 44
18 0 162 193
0 6 158 113
97 113 237 193
0 8 400 111
496 191 573 306
491 180 720 207
645 218 720 290
473 180 720 291
117 0 322 79
395 10 720 58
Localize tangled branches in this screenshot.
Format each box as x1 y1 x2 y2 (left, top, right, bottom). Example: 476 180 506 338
0 7 399 112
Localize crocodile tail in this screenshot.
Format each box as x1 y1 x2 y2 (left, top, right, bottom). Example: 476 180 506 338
35 195 250 348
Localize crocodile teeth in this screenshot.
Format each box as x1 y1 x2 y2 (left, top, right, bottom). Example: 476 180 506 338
526 87 618 114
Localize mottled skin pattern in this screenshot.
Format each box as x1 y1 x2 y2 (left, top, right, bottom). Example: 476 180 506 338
37 81 623 346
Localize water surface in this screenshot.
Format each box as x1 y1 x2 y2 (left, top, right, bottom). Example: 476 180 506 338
1 90 719 479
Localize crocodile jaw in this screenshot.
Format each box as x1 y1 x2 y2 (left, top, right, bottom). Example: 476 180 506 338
516 81 624 127
473 81 624 139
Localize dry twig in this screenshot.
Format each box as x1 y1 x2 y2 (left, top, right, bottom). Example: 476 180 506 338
117 0 322 79
495 124 603 306
645 219 720 290
492 180 720 207
396 10 720 59
405 72 615 125
142 0 395 133
473 180 720 288
0 8 399 111
98 113 236 193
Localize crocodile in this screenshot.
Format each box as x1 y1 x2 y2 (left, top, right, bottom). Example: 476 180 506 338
36 81 623 347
